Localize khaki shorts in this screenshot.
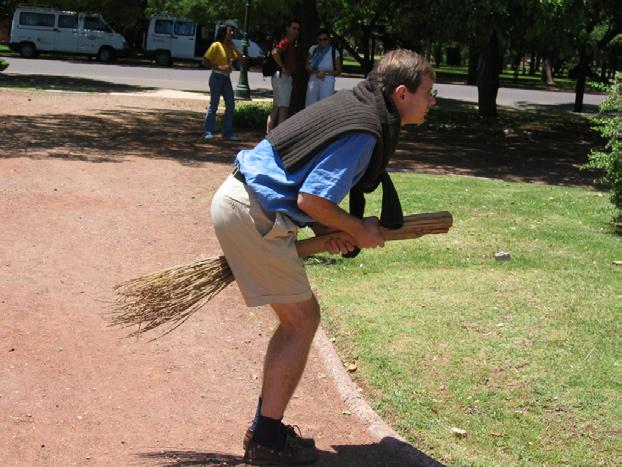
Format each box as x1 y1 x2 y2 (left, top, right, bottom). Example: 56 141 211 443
210 175 313 307
271 73 293 108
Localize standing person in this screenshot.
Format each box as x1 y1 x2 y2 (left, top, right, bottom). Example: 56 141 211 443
305 29 341 107
211 49 437 465
203 24 243 141
266 19 300 133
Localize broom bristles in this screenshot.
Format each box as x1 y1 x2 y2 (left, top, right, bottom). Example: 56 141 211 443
107 256 234 340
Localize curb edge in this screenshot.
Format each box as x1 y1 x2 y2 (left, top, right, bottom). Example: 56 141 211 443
313 326 444 466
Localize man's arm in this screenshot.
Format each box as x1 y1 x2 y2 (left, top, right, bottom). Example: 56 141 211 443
272 44 288 74
298 192 384 253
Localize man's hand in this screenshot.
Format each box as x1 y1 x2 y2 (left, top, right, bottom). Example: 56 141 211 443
310 223 353 254
353 216 385 249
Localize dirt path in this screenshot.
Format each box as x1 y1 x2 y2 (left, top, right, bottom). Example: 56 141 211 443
0 90 436 466
1 86 600 466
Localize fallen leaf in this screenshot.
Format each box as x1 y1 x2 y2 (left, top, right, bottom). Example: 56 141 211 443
342 410 351 415
346 362 357 372
451 427 467 437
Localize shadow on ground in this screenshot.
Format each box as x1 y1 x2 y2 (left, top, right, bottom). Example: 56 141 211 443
394 97 604 188
0 73 154 93
136 437 444 466
0 107 246 167
0 95 605 188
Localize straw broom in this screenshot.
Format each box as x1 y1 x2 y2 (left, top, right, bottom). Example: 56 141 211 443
108 211 452 339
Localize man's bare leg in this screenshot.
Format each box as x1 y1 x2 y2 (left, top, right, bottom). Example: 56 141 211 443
266 106 278 134
259 295 321 419
276 106 289 127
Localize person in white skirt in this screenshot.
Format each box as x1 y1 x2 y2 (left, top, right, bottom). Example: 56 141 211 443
305 29 342 107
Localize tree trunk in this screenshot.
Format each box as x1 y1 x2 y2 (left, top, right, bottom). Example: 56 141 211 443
529 49 536 75
361 25 373 75
610 54 618 80
573 48 589 113
370 33 377 73
553 58 563 77
446 46 461 66
434 43 443 67
512 53 521 82
289 0 320 116
467 46 479 85
600 58 608 83
333 33 363 68
541 55 555 85
477 31 501 121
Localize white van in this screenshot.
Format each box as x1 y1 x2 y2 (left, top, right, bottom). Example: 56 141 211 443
144 15 264 66
9 5 128 62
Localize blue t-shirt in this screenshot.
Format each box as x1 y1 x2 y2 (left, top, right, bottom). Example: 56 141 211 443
236 132 376 225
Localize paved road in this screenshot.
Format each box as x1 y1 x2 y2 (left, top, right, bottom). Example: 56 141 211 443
1 56 606 110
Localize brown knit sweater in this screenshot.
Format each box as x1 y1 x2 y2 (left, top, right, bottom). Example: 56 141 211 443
266 79 401 193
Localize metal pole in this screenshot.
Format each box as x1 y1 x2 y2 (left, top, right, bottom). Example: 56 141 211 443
235 0 251 100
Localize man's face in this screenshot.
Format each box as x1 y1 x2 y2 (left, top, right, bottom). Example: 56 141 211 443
395 74 436 126
287 22 300 40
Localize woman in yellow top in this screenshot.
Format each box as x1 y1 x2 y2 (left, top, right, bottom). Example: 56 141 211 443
203 25 243 141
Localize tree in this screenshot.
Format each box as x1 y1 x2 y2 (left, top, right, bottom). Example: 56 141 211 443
289 0 321 114
584 74 622 224
570 0 622 112
320 0 419 74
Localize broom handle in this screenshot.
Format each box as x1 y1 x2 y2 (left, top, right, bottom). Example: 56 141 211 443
296 211 453 258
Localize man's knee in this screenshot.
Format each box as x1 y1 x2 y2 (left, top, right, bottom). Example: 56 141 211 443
272 296 321 335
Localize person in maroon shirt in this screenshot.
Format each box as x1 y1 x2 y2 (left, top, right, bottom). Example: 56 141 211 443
267 19 300 133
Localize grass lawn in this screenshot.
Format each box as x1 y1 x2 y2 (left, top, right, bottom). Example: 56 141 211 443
305 174 620 465
341 57 598 92
433 65 598 93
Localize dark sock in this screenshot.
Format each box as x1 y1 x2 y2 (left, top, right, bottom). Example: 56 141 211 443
250 397 262 431
251 413 285 450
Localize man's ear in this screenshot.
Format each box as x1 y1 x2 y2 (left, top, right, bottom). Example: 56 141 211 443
392 84 408 101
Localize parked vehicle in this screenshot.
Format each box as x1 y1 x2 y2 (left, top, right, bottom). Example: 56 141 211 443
144 15 264 66
9 5 128 62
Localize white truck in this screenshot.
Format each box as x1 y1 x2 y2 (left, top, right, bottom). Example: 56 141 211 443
9 5 128 62
144 15 264 66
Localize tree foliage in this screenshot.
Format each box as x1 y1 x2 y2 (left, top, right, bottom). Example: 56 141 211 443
585 74 622 222
1 0 618 119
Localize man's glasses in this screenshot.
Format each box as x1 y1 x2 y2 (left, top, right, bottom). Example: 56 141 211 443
318 37 329 42
431 89 438 98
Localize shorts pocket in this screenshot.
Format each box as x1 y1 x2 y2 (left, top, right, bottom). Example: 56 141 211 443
264 212 297 241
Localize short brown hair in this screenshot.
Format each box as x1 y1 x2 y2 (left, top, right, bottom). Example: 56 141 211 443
369 49 435 95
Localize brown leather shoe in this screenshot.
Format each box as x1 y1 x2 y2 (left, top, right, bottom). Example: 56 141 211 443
243 427 318 465
243 425 315 450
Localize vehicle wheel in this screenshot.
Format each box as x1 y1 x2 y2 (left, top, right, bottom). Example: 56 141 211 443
97 46 116 63
20 42 37 59
154 51 171 67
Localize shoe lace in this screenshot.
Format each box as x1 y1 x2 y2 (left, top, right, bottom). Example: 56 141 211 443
283 424 304 447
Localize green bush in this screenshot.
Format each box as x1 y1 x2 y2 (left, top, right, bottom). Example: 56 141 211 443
584 73 622 224
232 101 271 129
0 59 9 72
